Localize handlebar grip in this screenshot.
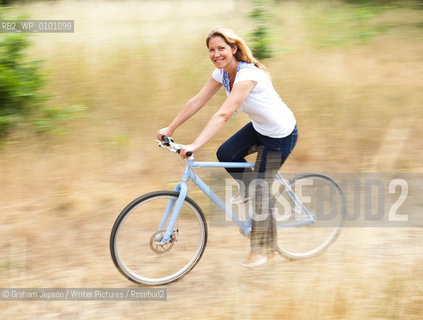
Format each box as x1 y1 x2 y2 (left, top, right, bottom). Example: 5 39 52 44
161 135 170 146
176 149 192 157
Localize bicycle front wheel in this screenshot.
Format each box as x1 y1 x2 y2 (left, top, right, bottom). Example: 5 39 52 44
275 173 345 259
110 191 207 285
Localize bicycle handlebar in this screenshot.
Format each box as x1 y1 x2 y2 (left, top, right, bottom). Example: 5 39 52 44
161 135 172 146
158 136 193 158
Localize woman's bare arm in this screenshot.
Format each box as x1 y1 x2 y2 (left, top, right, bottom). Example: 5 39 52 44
180 80 256 157
157 75 222 139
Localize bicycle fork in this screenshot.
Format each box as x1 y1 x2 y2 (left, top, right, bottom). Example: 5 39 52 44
157 167 190 244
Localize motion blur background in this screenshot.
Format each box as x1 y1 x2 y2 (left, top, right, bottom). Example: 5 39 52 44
1 0 422 319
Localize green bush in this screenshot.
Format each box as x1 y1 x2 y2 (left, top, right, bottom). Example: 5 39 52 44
0 32 47 137
0 9 86 139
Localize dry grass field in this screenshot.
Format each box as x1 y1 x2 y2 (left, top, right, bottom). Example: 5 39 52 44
1 0 423 319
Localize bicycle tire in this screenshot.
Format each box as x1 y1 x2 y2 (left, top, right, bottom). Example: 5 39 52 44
110 191 207 285
275 173 345 260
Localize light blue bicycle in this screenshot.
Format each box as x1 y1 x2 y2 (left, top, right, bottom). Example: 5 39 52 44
110 136 345 285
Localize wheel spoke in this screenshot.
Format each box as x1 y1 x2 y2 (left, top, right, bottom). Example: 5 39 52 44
276 174 345 259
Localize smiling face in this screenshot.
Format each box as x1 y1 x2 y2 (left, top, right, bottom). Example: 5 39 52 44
208 36 238 70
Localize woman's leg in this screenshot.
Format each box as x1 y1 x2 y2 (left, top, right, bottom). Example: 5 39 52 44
216 122 259 197
250 126 298 256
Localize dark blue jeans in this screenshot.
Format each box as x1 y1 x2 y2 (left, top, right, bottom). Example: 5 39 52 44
217 122 298 254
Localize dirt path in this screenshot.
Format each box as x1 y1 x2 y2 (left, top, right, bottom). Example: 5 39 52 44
1 196 422 319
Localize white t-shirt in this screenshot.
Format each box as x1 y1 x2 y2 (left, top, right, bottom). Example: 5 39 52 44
212 62 296 138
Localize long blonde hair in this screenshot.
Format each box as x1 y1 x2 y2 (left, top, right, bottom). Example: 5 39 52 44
206 26 267 72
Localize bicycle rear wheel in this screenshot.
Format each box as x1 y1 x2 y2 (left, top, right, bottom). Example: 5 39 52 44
110 191 207 285
274 173 345 259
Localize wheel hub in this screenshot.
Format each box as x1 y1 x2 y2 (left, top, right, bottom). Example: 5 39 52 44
149 230 178 254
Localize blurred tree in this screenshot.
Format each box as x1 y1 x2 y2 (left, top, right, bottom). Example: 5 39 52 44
0 32 47 137
0 9 85 138
249 0 274 60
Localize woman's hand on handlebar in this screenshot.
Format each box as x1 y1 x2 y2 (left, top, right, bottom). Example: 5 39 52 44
156 127 173 141
180 144 197 159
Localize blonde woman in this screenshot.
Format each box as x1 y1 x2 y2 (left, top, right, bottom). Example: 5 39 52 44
157 27 298 268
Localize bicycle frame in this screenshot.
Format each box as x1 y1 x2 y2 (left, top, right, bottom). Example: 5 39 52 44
158 160 315 244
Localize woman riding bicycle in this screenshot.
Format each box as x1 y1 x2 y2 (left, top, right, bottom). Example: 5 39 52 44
157 26 298 268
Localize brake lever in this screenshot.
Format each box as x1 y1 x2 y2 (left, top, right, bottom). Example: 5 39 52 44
155 139 166 148
155 139 179 153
